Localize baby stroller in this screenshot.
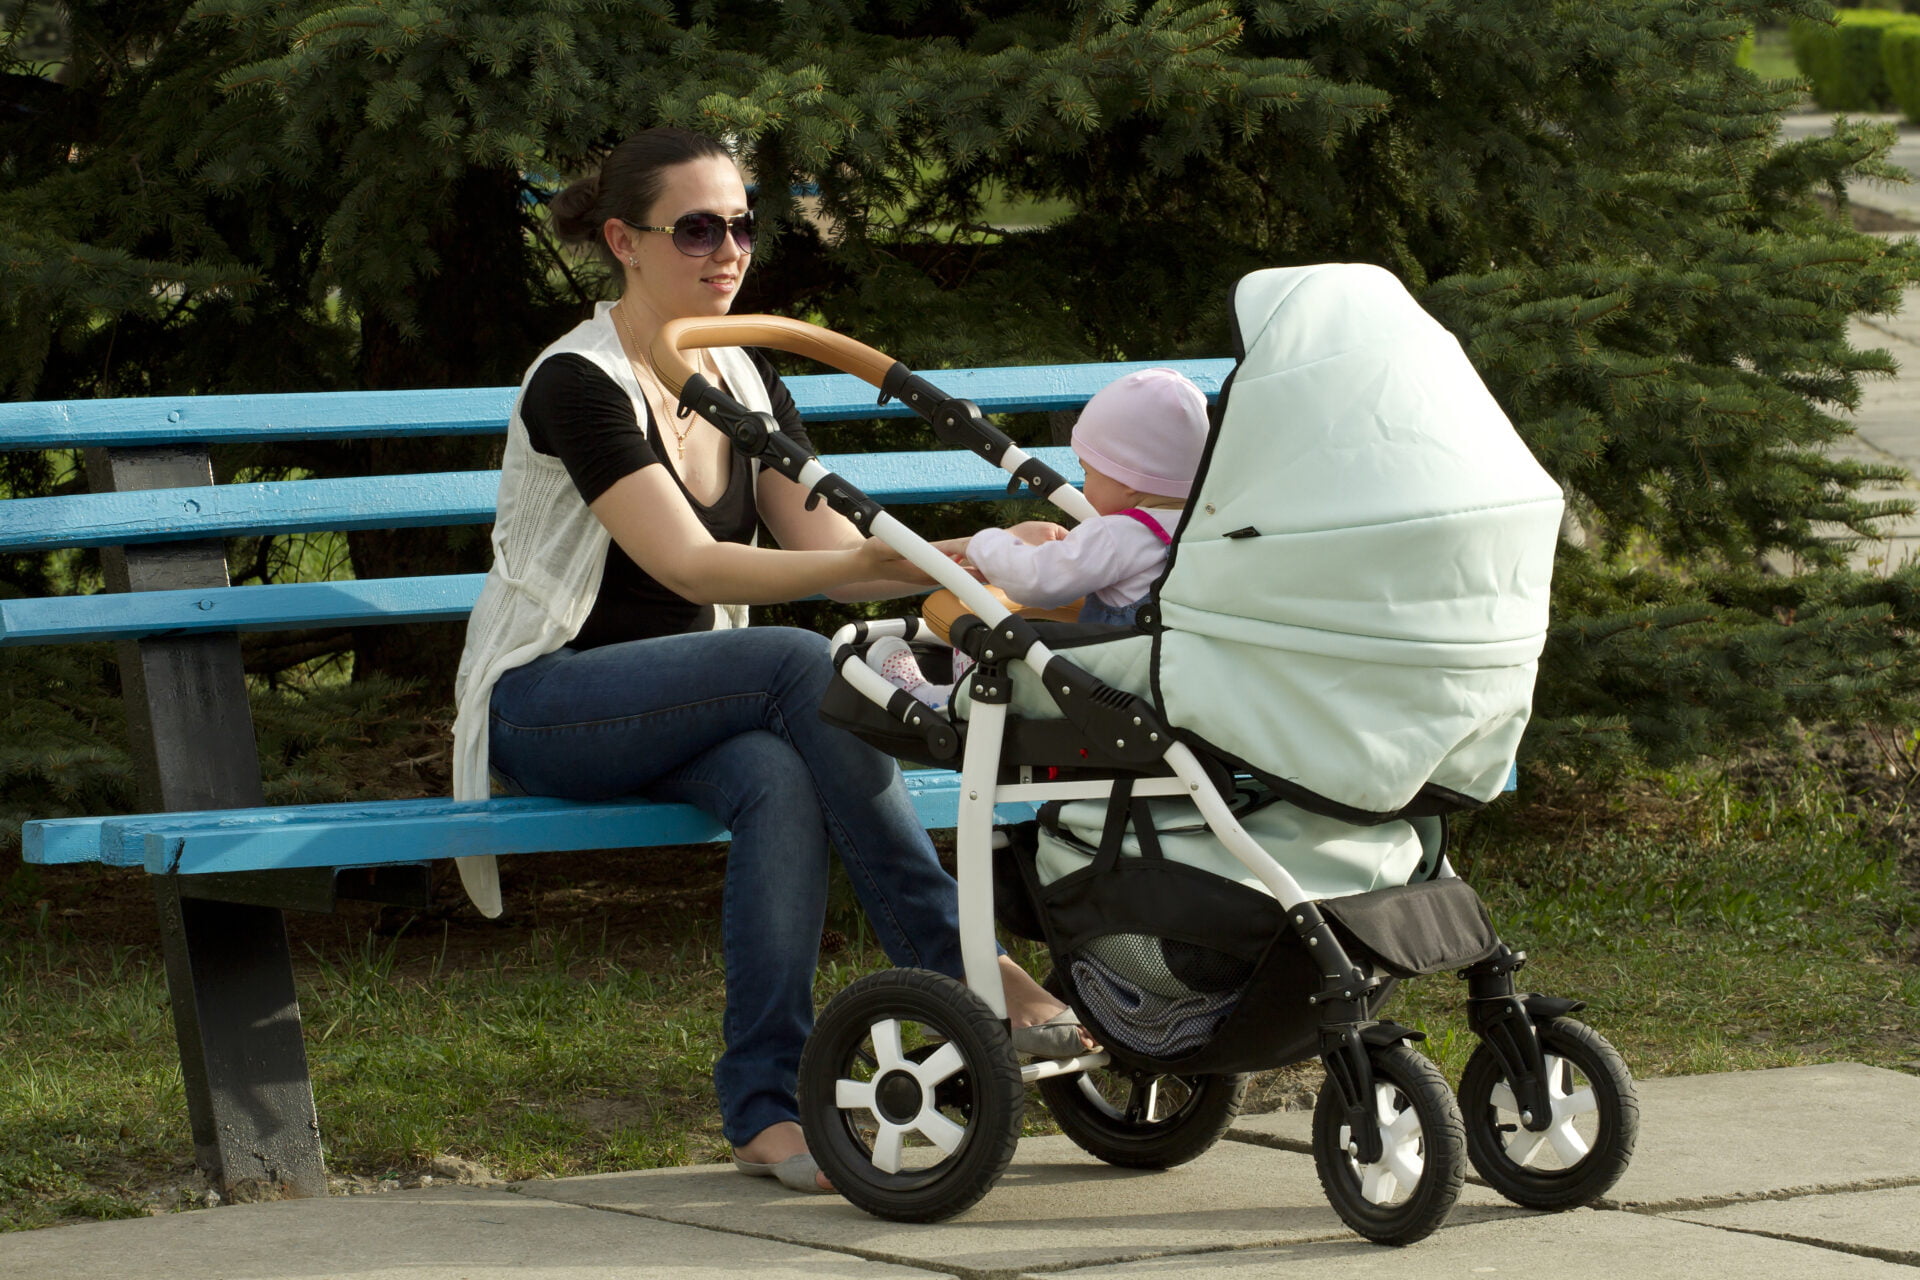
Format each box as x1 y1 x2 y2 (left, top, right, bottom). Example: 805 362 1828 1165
650 264 1637 1244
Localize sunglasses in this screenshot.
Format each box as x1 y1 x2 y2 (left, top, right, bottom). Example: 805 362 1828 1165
625 210 755 258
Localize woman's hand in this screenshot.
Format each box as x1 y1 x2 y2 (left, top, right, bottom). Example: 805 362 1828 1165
1005 520 1070 546
855 536 940 586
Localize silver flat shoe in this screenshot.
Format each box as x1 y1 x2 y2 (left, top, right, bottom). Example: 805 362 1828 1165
1011 1010 1091 1058
731 1151 834 1194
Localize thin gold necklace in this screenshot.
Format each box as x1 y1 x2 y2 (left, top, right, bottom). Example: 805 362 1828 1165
615 301 695 461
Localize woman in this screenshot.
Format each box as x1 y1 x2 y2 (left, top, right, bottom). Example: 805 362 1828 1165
449 127 1084 1195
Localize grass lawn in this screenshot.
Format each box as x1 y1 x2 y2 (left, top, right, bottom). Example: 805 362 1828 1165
1746 26 1803 87
2 744 1916 1231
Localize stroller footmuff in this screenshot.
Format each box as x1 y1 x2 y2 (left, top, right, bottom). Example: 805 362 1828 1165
642 267 1638 1243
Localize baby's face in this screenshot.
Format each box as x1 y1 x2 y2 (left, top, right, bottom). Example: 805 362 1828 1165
1081 465 1134 516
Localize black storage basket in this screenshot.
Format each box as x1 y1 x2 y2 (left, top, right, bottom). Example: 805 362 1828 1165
1000 782 1500 1076
1001 783 1335 1075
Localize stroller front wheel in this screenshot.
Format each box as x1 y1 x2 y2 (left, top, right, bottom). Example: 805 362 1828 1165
1038 1067 1248 1169
1311 1042 1466 1246
798 968 1024 1222
1457 1016 1638 1210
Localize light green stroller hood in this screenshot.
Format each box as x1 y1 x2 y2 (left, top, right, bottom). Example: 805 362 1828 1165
1150 263 1564 821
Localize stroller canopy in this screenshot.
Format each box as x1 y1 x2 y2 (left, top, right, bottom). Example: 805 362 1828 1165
1152 264 1563 821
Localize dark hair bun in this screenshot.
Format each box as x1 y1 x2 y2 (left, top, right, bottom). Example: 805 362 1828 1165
550 175 603 245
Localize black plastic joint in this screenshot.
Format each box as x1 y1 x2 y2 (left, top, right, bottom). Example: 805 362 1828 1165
888 688 959 760
1461 942 1528 986
757 428 815 480
1038 655 1171 765
964 659 1012 704
949 614 988 660
677 373 774 453
803 474 884 532
881 363 947 417
1006 455 1069 498
933 397 1013 462
971 612 1041 663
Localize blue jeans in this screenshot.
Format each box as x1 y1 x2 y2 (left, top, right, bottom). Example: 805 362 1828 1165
486 626 967 1146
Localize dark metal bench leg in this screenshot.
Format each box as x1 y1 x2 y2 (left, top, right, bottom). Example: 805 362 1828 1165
154 878 327 1198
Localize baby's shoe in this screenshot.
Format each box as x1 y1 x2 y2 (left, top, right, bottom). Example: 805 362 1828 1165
867 636 950 711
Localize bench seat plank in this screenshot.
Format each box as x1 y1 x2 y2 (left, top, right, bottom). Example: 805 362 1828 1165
0 360 1233 451
0 574 487 645
0 448 1086 555
24 771 1034 872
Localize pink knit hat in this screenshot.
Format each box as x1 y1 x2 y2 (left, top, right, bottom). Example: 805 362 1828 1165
1071 367 1210 500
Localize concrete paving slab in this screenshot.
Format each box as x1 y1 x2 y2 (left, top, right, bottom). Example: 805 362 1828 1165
1668 1184 1920 1267
1231 1062 1920 1211
0 1185 930 1280
516 1135 1521 1277
1039 1207 1918 1279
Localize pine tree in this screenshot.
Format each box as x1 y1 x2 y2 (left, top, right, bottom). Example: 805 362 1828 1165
3 0 1919 766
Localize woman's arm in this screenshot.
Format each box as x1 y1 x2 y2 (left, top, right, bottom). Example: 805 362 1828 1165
591 467 907 605
754 469 942 602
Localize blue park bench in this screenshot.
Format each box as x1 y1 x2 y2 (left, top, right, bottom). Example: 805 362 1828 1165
0 353 1232 1200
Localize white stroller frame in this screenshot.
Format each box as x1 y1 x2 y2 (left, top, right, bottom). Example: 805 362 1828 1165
649 305 1635 1240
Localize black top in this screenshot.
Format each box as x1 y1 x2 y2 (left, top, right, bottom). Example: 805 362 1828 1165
519 348 813 648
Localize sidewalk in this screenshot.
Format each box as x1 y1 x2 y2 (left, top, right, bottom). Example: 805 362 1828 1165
1782 109 1920 570
2 1062 1917 1278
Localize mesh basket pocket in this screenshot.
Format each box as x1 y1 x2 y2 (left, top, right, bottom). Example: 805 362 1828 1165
1015 781 1284 1065
1070 957 1237 1059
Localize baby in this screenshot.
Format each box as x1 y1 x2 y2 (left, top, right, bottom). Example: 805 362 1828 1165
868 367 1210 707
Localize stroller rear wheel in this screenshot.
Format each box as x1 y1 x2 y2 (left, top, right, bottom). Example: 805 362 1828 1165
1038 1067 1248 1169
1311 1042 1465 1246
798 968 1024 1222
1458 1016 1638 1210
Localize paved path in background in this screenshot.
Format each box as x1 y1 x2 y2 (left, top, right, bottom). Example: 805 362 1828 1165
2 1063 1917 1278
1782 110 1920 570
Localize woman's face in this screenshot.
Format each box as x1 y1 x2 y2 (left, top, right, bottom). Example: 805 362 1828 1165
620 154 751 323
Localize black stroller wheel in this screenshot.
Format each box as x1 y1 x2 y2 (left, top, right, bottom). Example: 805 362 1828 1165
1038 1067 1247 1168
1311 1042 1465 1246
798 968 1024 1222
1458 1017 1638 1210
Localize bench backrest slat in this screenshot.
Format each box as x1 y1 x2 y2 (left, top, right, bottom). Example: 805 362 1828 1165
0 360 1234 450
0 447 1088 555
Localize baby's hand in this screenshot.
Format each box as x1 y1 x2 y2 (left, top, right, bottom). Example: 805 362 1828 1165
1006 520 1069 546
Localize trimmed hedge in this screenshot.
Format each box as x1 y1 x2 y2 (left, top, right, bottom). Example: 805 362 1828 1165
1884 23 1920 118
1790 8 1920 108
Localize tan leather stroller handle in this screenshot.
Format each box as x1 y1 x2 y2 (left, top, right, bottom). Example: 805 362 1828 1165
651 315 897 397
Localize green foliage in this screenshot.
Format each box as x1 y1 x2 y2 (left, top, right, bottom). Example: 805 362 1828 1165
1881 20 1920 115
6 1 1920 768
1789 5 1920 107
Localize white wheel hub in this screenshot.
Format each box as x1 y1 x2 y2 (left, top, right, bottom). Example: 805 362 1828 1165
1339 1082 1426 1204
1490 1052 1596 1167
833 1018 968 1174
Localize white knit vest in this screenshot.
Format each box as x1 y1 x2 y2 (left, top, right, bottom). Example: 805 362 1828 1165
450 302 773 915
